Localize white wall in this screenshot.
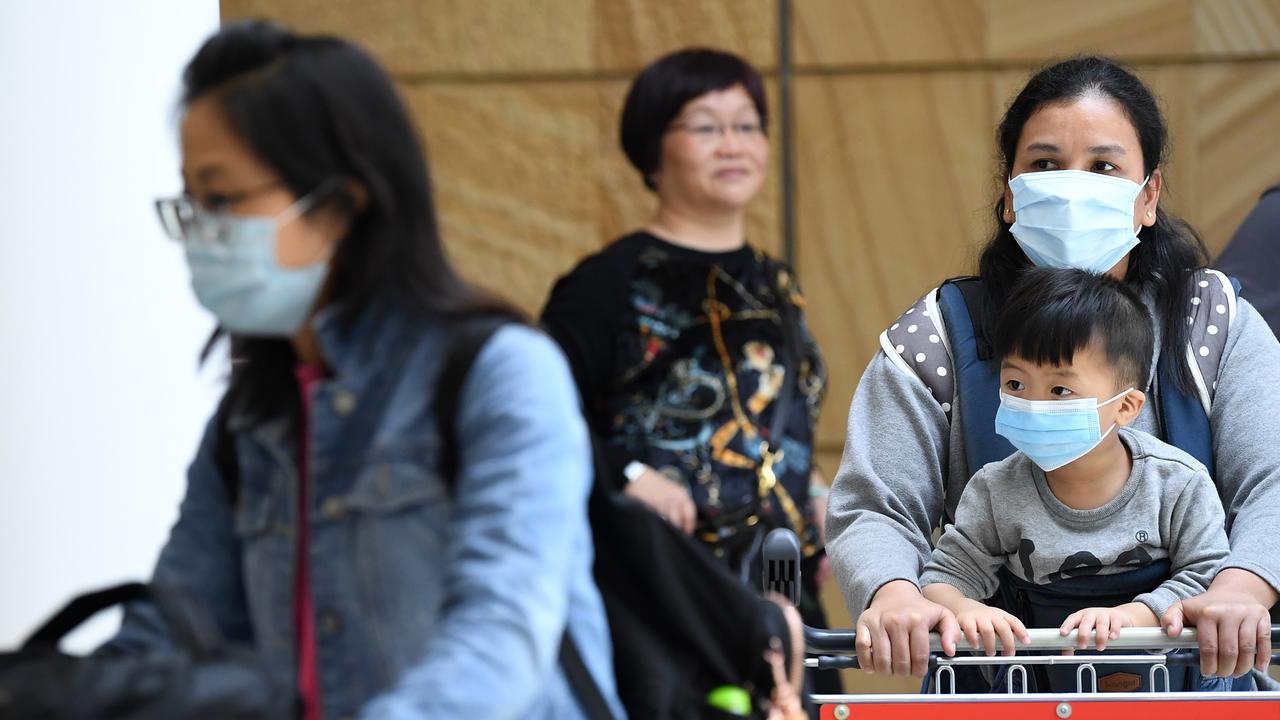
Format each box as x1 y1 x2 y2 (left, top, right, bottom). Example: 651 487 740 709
0 0 222 652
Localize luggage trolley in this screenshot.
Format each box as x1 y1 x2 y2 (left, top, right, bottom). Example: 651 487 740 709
762 530 1280 719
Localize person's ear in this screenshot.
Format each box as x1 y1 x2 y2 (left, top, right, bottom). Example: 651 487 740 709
320 178 370 218
1138 168 1162 229
1115 388 1146 427
304 179 368 248
344 179 369 215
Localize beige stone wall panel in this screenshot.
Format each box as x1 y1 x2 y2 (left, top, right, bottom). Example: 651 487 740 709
221 0 594 76
592 0 776 73
402 83 603 314
983 0 1197 62
1193 61 1280 253
1194 0 1280 55
796 73 994 447
794 0 985 66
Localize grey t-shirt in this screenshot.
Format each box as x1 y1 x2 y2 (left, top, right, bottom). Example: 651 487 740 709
920 427 1229 619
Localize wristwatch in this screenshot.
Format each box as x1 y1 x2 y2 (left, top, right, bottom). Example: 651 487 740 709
623 460 648 483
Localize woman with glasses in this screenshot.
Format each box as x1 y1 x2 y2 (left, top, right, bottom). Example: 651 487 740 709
113 20 622 720
541 47 839 698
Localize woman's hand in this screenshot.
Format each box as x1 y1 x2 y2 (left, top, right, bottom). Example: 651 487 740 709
1162 568 1276 677
1060 602 1157 652
624 467 697 534
857 580 960 677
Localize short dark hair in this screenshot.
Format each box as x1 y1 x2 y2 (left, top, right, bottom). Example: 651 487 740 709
619 47 767 190
994 268 1155 391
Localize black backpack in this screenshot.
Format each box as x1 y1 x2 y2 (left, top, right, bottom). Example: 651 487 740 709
213 315 791 719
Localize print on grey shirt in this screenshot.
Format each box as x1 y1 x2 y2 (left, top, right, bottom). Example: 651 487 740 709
920 428 1229 619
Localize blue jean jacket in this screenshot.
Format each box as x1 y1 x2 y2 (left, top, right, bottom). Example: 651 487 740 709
112 303 623 720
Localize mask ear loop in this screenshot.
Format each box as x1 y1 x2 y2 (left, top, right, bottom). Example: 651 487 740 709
271 179 348 267
1096 387 1136 439
275 176 350 226
275 180 335 225
1099 387 1135 408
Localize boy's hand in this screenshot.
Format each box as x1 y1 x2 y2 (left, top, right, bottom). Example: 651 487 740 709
954 600 1030 657
1060 602 1158 652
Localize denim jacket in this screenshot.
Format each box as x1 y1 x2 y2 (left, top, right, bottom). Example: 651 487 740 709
112 303 623 720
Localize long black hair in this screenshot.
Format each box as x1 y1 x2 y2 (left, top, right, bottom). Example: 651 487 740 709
978 56 1208 394
181 20 520 422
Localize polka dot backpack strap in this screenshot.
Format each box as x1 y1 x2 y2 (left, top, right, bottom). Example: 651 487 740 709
1186 268 1238 413
878 287 956 418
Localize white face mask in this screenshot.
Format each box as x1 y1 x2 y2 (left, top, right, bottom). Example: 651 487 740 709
1008 170 1149 275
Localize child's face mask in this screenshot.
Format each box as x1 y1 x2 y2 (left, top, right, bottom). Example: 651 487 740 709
995 388 1132 472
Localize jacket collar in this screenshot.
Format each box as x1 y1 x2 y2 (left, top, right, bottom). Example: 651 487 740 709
224 295 423 436
310 294 417 381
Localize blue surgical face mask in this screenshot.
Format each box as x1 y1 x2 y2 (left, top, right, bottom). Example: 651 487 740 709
1008 170 1149 274
995 388 1131 472
168 193 330 337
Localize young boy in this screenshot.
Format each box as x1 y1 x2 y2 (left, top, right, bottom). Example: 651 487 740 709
920 268 1229 685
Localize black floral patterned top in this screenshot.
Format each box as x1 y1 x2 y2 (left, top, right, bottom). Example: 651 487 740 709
541 231 826 551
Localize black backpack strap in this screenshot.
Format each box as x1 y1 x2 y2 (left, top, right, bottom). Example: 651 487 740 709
936 277 1015 478
952 277 994 361
25 582 223 659
24 583 151 650
559 631 617 720
433 314 513 490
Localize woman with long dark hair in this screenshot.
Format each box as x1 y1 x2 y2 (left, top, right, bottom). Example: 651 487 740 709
110 20 621 719
826 56 1279 685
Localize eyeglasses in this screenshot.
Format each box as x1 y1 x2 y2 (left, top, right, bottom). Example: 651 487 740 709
154 195 225 247
668 120 765 143
155 180 285 246
154 180 333 247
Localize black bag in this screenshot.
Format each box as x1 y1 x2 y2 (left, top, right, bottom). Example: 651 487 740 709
588 474 796 719
0 582 294 719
